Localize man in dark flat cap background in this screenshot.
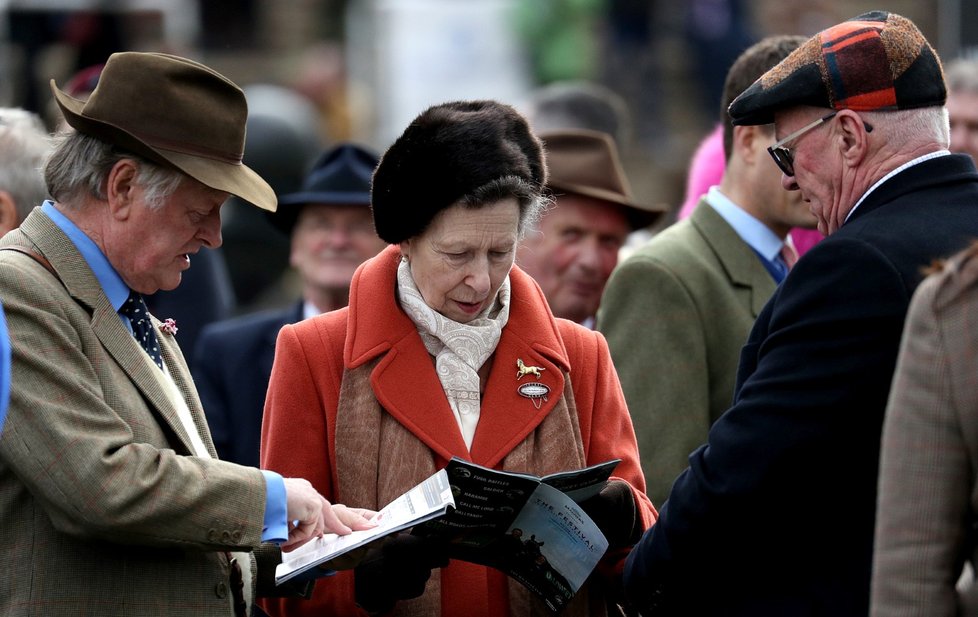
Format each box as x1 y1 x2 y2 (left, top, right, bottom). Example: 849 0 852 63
192 143 386 468
623 11 978 616
0 52 373 616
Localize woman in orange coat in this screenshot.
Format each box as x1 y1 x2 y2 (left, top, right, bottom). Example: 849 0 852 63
259 100 656 617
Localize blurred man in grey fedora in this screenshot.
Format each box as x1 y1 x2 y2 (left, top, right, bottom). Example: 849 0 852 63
0 51 373 617
193 143 387 467
516 129 665 327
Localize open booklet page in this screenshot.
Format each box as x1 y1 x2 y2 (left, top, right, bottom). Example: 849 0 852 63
416 458 612 614
275 468 454 585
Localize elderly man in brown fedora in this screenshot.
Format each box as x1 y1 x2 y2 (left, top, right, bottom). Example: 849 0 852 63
623 11 978 616
0 52 374 617
516 129 664 327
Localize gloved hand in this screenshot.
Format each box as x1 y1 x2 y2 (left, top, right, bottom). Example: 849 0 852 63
354 533 449 615
579 480 641 550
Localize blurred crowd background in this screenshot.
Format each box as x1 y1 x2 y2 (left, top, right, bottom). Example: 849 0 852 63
0 0 973 310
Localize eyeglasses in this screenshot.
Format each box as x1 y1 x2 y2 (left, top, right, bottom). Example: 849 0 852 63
767 112 875 177
767 112 837 177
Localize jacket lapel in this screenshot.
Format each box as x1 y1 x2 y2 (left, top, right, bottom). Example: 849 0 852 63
19 210 203 455
692 199 776 316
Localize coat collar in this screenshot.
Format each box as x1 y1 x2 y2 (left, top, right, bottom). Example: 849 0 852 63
14 208 213 456
691 199 775 316
343 245 572 467
847 153 978 224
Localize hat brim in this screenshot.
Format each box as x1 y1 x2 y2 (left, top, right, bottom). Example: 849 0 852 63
277 191 371 207
548 181 666 229
265 199 372 236
52 82 277 212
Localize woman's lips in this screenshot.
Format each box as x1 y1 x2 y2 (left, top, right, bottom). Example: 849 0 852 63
455 299 483 314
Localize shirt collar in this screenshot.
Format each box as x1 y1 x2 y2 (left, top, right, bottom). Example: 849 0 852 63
706 186 784 261
42 201 130 311
302 300 322 320
846 150 951 223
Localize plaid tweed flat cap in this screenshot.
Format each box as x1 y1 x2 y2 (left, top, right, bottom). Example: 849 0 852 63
729 11 946 126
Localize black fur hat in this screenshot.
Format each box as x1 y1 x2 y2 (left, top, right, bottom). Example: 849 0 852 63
371 100 547 244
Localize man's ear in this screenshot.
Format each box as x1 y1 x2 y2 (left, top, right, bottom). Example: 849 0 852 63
837 111 869 168
731 125 765 164
0 191 19 235
105 159 139 220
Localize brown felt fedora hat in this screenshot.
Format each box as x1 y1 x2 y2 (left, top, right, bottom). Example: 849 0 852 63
51 51 276 211
539 129 665 230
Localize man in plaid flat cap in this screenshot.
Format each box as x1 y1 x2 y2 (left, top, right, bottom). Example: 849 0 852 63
623 11 978 616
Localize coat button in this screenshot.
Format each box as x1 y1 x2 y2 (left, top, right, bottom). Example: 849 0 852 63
207 528 219 542
231 530 242 543
215 581 228 598
221 530 232 543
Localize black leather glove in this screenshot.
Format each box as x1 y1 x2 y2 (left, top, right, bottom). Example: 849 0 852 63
579 480 641 550
354 533 449 615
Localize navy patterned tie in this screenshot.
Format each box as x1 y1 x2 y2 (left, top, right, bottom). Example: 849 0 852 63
119 292 162 369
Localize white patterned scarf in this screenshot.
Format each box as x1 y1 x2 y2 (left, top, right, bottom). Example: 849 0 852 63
396 258 510 449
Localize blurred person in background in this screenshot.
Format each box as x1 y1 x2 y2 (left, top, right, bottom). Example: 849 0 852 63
220 88 322 314
0 108 52 435
522 79 632 150
517 129 665 327
678 121 824 259
193 143 386 467
0 107 52 234
946 56 978 162
597 35 814 506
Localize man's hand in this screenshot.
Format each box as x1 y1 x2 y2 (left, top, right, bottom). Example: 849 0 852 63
282 478 377 550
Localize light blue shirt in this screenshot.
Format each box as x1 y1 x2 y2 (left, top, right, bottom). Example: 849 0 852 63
705 187 785 264
42 202 288 543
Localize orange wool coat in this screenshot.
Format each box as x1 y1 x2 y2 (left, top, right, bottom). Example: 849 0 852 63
259 246 656 617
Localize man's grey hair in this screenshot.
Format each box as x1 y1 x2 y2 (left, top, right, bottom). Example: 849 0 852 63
45 131 185 210
0 108 52 222
862 106 950 150
946 57 978 95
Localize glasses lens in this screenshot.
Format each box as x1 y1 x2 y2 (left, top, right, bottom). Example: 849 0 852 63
769 147 794 176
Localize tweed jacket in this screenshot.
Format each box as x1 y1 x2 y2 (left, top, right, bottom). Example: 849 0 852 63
624 154 978 616
260 245 656 617
871 247 978 617
0 209 269 617
193 302 304 466
597 199 776 505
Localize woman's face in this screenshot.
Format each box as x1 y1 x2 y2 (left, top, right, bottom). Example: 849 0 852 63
401 198 520 323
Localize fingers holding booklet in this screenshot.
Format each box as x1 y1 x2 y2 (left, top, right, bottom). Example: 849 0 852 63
275 457 621 615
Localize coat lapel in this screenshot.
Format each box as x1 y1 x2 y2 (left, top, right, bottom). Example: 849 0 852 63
346 247 571 466
691 199 776 317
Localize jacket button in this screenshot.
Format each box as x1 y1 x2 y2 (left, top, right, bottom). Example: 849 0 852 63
207 528 219 542
221 530 232 543
215 581 228 598
231 530 243 543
